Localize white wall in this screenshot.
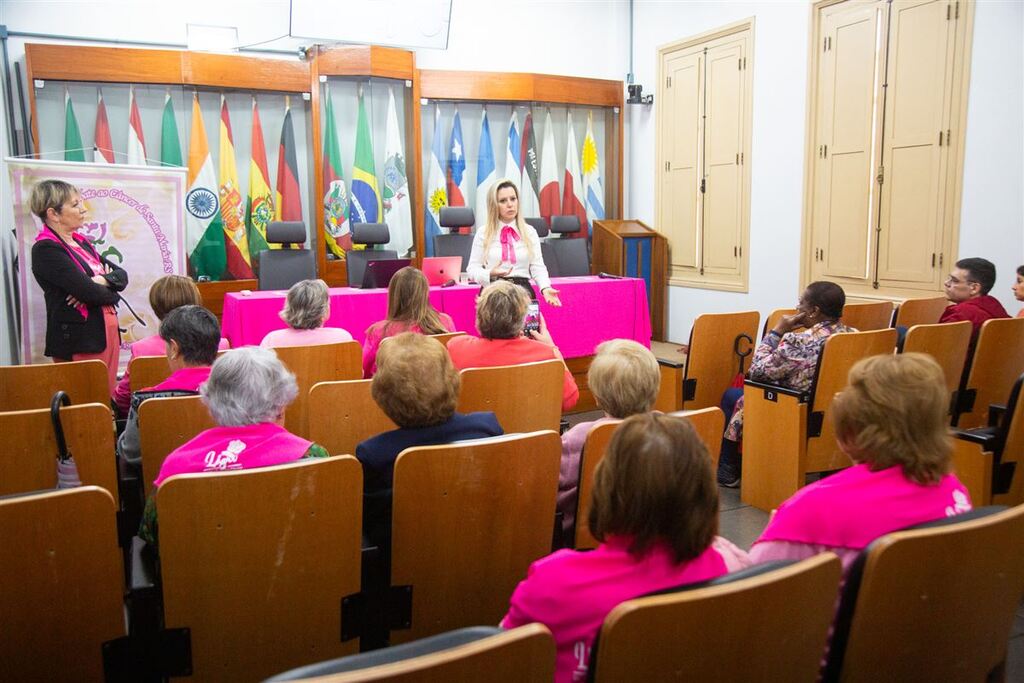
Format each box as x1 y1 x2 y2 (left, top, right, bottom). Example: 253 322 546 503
629 0 1024 342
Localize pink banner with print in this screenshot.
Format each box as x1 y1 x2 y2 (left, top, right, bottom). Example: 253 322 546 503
9 159 187 369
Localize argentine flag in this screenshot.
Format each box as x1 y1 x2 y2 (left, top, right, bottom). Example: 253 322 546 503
424 105 447 257
475 109 496 230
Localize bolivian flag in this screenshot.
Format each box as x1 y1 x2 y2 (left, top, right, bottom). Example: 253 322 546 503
186 94 227 280
246 98 273 260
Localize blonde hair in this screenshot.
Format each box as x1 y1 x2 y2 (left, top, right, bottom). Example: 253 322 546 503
372 332 460 428
589 339 661 419
831 352 952 484
29 179 78 223
476 280 529 340
149 275 203 320
383 267 447 335
479 179 537 266
280 279 330 330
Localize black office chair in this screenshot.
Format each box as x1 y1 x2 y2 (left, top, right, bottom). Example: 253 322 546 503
346 223 398 288
548 215 590 277
524 217 550 238
436 207 476 265
258 221 316 291
525 217 556 277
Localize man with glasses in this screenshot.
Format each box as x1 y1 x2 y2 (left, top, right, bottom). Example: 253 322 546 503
940 257 1009 343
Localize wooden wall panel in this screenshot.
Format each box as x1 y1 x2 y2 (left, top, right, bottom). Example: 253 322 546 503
317 46 415 79
419 69 622 107
181 53 309 92
26 44 183 84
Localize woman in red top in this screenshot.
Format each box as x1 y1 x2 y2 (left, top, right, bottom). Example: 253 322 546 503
447 279 578 411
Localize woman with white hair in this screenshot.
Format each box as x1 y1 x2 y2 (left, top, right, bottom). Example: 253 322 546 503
260 279 352 348
138 346 330 547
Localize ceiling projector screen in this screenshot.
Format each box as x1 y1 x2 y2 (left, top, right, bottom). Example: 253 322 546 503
290 0 453 50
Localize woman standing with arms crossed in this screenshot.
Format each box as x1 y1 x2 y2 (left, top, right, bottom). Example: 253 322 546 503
467 179 561 306
29 180 128 394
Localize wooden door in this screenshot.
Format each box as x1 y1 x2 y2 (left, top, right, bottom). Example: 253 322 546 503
661 47 703 273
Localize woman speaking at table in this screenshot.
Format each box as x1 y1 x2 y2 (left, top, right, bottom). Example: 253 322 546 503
466 179 561 307
29 179 128 394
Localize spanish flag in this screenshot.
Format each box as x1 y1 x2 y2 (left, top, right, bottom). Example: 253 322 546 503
218 96 255 279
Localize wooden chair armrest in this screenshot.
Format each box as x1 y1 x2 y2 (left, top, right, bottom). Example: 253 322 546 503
743 379 809 402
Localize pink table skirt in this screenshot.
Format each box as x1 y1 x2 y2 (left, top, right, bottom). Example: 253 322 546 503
220 276 652 359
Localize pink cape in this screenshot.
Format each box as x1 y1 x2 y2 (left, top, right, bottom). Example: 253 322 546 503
146 366 212 393
154 422 313 488
756 463 972 550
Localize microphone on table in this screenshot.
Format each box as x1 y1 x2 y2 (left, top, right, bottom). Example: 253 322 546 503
598 272 625 279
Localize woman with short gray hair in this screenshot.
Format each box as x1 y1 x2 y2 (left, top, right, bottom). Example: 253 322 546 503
139 347 330 548
260 279 353 348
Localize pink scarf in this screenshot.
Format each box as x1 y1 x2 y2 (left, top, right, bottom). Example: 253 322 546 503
149 366 212 393
154 422 313 488
756 463 972 550
34 227 101 319
500 225 520 264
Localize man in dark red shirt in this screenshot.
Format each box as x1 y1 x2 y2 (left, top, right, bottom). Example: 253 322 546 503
940 257 1010 343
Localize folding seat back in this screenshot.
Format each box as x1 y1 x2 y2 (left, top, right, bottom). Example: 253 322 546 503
901 321 972 400
275 340 363 438
893 295 948 328
824 505 1024 682
590 555 842 682
0 487 125 681
683 311 759 410
951 374 1024 506
0 358 109 411
158 456 363 681
0 403 117 501
955 317 1024 429
389 431 560 643
762 308 798 341
139 394 217 497
840 301 895 331
457 359 564 434
429 331 466 347
309 379 398 457
264 624 555 682
128 349 228 392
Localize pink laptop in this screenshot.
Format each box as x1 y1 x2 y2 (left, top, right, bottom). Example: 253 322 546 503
421 256 463 286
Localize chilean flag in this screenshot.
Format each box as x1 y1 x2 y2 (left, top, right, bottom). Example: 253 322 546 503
446 109 467 208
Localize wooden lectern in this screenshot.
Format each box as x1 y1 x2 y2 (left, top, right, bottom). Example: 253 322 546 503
592 220 668 341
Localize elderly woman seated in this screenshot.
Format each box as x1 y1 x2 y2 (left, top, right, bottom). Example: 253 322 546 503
260 278 352 348
502 413 750 682
558 339 661 535
446 279 579 411
117 304 221 466
750 353 972 572
718 281 854 487
139 346 330 547
357 332 503 550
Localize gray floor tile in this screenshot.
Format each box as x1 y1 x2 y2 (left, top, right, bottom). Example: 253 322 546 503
718 504 770 551
718 485 745 512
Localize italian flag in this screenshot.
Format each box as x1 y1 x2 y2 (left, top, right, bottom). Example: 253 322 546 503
246 98 273 263
218 96 255 279
185 94 227 280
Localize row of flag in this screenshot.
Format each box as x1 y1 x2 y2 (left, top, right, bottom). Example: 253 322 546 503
423 107 605 256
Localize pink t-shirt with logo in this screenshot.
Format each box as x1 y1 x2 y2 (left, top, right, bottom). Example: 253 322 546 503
259 326 353 349
502 536 747 682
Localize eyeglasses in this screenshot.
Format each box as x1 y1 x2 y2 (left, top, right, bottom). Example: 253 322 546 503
944 276 977 287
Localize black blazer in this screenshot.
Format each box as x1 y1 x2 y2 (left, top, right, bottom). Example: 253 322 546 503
31 232 129 359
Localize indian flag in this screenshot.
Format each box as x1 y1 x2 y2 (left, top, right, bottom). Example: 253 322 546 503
246 98 273 262
185 94 227 280
218 96 255 279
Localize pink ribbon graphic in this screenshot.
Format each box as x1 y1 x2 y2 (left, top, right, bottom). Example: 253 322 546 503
499 225 520 264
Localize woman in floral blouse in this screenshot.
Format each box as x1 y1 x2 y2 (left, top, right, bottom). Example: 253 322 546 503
717 281 855 487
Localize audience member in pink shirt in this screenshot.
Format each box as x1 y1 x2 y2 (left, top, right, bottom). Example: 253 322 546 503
362 267 454 377
260 279 353 348
502 413 750 683
750 353 973 572
558 339 660 537
1013 265 1024 318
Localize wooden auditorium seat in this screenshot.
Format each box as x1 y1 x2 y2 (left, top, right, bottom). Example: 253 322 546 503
0 487 125 681
156 456 363 681
275 340 363 439
456 359 564 433
951 373 1024 506
589 555 842 682
892 295 949 329
742 329 898 511
0 358 109 411
572 408 724 551
429 331 467 347
840 301 895 331
309 379 398 456
762 307 798 340
0 403 117 501
953 317 1024 429
389 431 560 643
264 624 555 682
901 321 972 404
823 505 1024 682
128 349 228 392
138 394 216 497
678 311 759 411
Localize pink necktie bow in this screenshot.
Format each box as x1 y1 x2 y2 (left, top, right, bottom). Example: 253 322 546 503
499 225 520 264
